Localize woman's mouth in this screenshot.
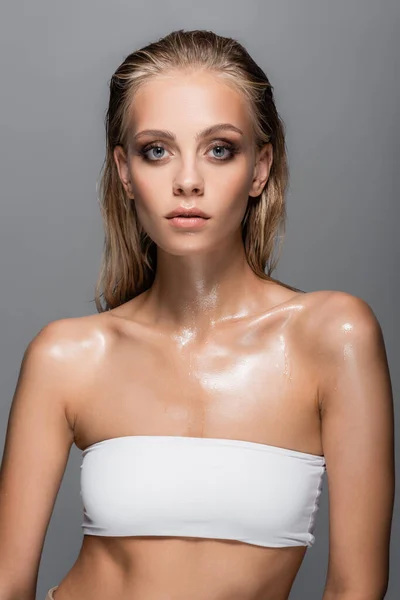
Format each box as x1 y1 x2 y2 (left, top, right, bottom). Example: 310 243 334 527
166 216 210 229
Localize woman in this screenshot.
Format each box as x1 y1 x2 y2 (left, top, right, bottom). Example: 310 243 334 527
0 29 394 600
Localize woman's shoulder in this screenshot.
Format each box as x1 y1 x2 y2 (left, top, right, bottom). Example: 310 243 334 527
272 279 371 313
31 311 117 353
294 288 382 361
266 281 361 316
24 313 119 435
298 289 378 328
25 312 119 392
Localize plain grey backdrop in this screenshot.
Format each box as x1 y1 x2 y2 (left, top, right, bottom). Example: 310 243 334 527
0 0 398 598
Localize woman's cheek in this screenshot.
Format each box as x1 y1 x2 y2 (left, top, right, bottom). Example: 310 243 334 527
217 172 253 215
130 168 164 200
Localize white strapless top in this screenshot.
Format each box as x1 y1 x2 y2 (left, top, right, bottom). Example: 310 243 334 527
80 435 326 548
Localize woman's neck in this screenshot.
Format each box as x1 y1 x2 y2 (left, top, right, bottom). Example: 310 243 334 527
142 241 273 332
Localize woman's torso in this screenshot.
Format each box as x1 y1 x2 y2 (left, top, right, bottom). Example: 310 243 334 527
52 284 326 600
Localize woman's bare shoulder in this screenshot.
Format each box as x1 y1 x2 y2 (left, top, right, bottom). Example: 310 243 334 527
30 312 117 358
298 289 379 336
296 289 384 392
26 313 118 427
268 284 360 318
31 311 124 374
285 287 381 353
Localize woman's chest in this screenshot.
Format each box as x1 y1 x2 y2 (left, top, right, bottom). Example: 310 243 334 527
73 312 322 456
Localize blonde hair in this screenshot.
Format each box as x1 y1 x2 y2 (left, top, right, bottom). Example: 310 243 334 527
95 29 300 312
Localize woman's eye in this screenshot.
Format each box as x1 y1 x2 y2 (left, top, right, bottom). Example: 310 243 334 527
139 142 238 162
208 143 237 161
141 145 169 161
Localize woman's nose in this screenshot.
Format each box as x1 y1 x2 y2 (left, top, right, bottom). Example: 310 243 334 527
173 161 204 196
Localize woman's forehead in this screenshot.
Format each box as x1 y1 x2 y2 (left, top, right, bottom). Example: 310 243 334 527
128 71 252 139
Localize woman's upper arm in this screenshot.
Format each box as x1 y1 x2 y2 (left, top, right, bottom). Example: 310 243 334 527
0 320 76 596
316 292 395 599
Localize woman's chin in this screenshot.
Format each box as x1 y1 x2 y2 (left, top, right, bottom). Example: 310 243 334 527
155 237 226 257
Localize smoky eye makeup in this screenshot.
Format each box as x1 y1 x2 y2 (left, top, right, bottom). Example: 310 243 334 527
207 140 242 161
135 138 242 163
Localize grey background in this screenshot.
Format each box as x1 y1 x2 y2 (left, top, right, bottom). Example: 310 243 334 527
0 0 398 598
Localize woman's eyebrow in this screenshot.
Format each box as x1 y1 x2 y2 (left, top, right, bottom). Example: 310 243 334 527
132 123 244 142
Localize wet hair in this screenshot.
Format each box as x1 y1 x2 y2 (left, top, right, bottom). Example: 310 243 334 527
95 29 300 312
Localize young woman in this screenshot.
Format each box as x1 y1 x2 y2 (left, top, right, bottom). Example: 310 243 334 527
0 29 394 600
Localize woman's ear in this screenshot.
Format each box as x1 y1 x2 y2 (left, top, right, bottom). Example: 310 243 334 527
113 145 134 199
248 143 273 197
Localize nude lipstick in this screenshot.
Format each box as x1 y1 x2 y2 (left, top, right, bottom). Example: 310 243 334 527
165 206 211 230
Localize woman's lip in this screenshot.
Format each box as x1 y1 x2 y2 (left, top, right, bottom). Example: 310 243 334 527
166 215 210 219
166 216 210 229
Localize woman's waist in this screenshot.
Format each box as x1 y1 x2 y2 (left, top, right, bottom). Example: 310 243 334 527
54 535 305 600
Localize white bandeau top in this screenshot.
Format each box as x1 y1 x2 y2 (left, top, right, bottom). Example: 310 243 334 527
80 435 326 548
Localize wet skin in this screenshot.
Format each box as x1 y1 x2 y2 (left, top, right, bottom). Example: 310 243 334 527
45 70 335 599
2 68 393 600
52 283 325 600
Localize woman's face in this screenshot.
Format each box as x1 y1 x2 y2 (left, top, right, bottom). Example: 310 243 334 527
113 69 272 255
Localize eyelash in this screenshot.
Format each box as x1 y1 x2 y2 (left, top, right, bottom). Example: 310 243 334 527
138 141 240 163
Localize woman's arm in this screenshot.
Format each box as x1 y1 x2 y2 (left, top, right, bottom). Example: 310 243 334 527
316 292 395 600
0 321 77 599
